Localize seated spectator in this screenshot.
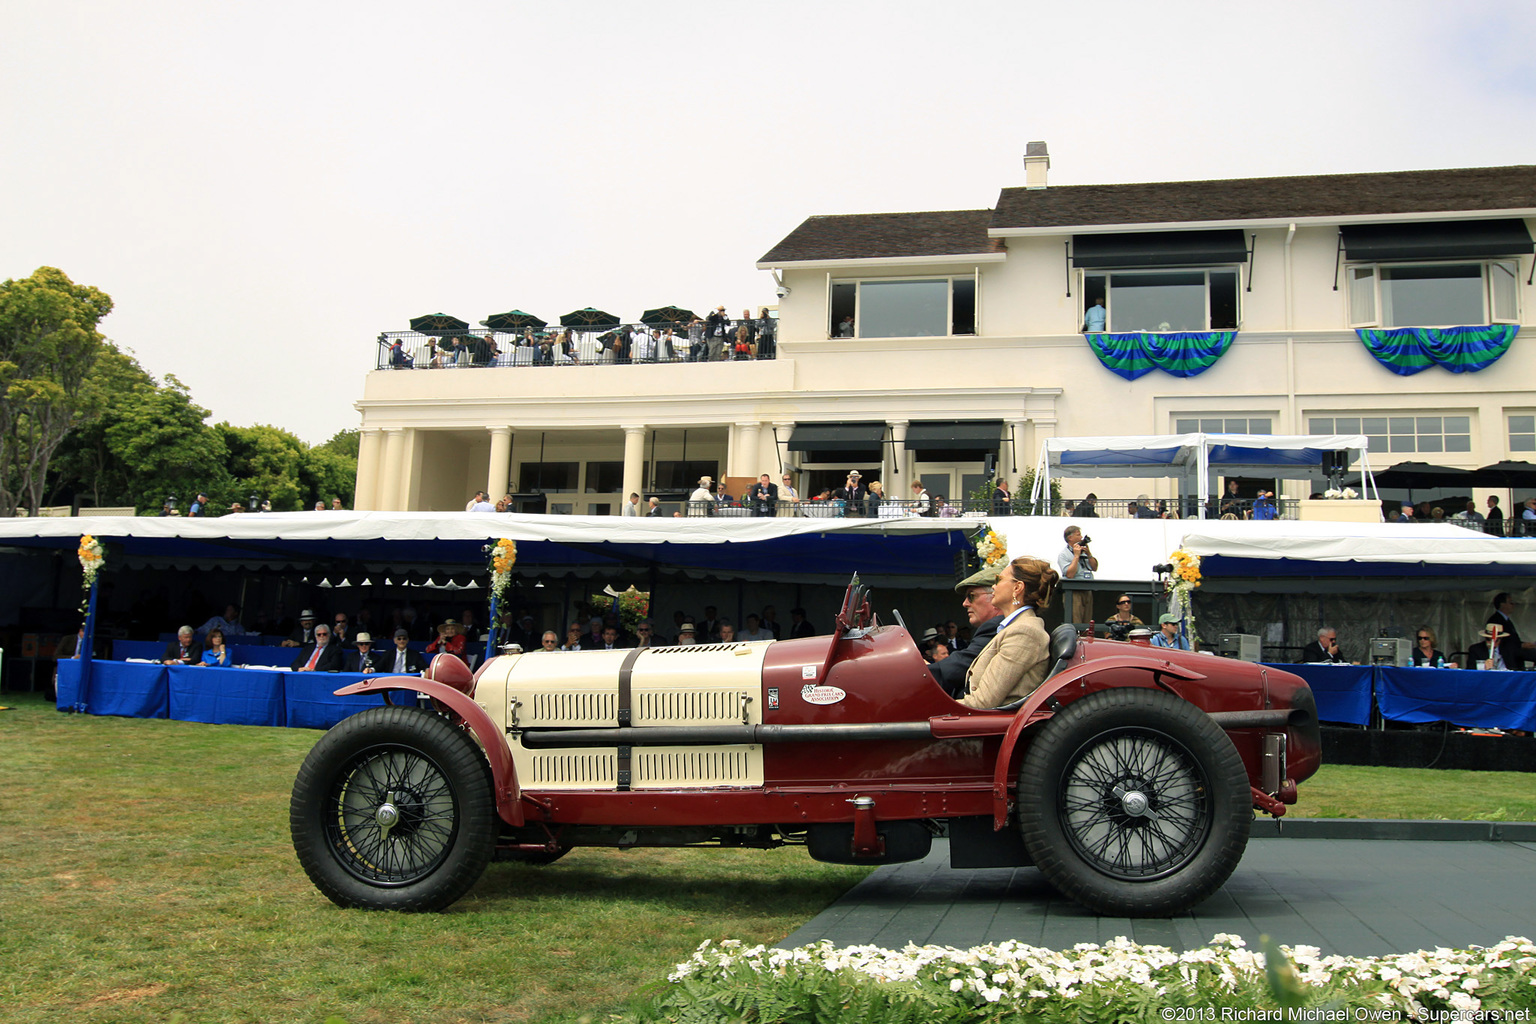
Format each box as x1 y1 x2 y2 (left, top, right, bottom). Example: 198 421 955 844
718 621 737 643
579 616 605 650
534 630 561 652
936 494 959 518
1410 626 1446 668
1298 627 1345 664
1454 500 1485 525
197 603 247 639
675 622 698 646
1103 594 1143 641
598 625 623 650
288 607 324 647
389 337 413 368
1151 613 1192 650
737 614 773 642
561 625 585 652
1470 623 1520 671
427 619 468 664
200 628 232 667
291 624 344 672
349 632 383 673
634 620 659 648
790 607 815 638
162 626 202 666
384 629 427 674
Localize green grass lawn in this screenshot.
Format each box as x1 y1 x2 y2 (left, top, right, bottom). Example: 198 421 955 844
2 691 1533 1023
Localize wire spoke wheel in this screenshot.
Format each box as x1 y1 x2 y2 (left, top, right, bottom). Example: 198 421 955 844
326 746 460 886
1057 727 1210 881
1017 688 1251 917
291 706 496 911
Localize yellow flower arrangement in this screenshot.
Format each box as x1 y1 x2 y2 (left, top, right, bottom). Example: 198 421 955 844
1165 548 1202 643
974 529 1007 569
78 534 105 614
489 538 516 600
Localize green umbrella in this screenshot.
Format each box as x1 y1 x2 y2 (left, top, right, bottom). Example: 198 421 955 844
409 313 469 334
558 307 621 329
484 310 547 332
639 305 698 328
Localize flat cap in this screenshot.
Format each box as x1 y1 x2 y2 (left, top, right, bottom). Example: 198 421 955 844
955 563 1001 592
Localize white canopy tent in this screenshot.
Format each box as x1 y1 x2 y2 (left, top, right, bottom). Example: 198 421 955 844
1030 433 1379 516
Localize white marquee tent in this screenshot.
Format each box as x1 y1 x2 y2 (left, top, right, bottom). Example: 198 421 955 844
1030 433 1379 516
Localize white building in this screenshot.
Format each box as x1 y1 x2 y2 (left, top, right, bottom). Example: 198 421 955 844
353 146 1535 514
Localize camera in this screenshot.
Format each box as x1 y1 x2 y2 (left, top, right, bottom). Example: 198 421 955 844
775 284 790 299
1152 562 1174 575
1078 536 1091 546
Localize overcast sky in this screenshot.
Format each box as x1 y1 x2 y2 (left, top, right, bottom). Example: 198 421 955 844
3 1 1532 444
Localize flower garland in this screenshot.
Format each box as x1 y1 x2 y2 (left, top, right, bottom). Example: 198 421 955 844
1166 548 1202 644
659 934 1536 1019
974 528 1007 570
78 534 104 613
488 538 516 601
590 585 651 632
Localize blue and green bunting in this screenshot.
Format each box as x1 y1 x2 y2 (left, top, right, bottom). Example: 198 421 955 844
1355 324 1519 376
1085 331 1237 380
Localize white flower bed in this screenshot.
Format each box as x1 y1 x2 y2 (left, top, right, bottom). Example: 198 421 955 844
646 935 1536 1022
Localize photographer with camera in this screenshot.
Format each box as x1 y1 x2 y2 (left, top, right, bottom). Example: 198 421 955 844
1056 524 1099 624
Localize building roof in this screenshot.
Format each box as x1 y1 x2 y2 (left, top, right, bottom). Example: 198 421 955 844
991 165 1536 231
757 209 1001 265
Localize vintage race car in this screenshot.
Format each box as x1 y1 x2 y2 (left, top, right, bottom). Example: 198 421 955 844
290 579 1320 917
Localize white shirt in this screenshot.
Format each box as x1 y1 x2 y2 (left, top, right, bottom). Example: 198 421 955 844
471 500 495 512
623 501 640 517
737 627 774 642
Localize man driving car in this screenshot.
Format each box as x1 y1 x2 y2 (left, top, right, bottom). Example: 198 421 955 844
929 564 1005 699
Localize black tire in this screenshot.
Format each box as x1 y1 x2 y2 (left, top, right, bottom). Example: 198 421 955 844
1017 688 1251 917
290 706 496 911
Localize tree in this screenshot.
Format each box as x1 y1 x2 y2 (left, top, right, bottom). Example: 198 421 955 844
46 344 155 509
102 374 231 513
0 267 112 515
215 423 306 512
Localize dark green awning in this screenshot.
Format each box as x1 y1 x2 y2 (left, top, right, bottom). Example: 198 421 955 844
1341 219 1534 261
903 420 1001 451
786 422 887 458
1072 230 1248 269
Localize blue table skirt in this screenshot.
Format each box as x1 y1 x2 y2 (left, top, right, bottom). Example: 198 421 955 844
1378 665 1536 732
58 660 391 730
1267 663 1375 726
168 665 286 727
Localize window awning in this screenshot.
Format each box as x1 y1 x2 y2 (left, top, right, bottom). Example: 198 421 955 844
903 420 1004 461
786 422 887 458
1071 230 1248 269
1341 219 1535 261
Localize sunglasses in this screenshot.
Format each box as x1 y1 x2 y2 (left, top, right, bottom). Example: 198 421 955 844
1117 599 1131 605
1417 635 1431 641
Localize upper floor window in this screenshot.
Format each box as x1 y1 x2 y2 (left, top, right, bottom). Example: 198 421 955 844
1309 415 1471 455
1347 260 1519 328
828 276 975 339
1510 415 1535 454
1175 416 1272 435
1082 269 1240 333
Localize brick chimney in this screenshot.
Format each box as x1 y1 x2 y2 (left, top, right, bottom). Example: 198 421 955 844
1024 141 1050 190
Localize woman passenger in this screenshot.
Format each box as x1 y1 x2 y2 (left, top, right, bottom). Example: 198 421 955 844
201 628 232 667
959 556 1057 709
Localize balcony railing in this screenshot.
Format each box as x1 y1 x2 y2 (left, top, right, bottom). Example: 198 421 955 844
375 322 778 371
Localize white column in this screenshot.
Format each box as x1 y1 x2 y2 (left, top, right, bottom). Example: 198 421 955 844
487 426 512 501
380 429 406 511
354 429 384 510
621 425 646 501
887 419 908 488
732 422 762 478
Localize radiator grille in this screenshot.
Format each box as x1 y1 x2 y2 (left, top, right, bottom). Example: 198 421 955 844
528 691 616 725
528 752 616 786
635 689 746 725
634 748 754 787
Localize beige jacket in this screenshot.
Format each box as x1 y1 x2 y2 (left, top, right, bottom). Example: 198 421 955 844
960 608 1050 709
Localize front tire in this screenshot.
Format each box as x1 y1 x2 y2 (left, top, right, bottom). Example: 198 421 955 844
290 706 496 911
1017 688 1251 917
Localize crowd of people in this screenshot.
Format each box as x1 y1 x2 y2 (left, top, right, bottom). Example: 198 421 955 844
385 308 779 370
156 493 347 516
1299 592 1535 672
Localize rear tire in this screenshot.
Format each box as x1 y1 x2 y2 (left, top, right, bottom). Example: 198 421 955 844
290 706 495 911
1017 688 1251 917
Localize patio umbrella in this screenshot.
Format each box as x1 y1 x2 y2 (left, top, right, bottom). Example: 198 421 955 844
1473 460 1536 488
1371 461 1476 491
559 307 621 329
639 305 698 329
409 313 469 334
483 310 547 332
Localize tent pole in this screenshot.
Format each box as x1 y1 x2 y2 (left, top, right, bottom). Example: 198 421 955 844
77 575 99 713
